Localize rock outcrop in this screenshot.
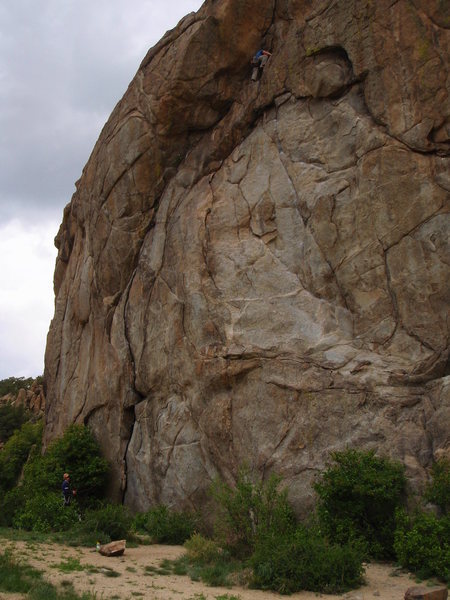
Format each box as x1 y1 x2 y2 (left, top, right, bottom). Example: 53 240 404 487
405 585 448 600
1 381 45 417
44 0 449 514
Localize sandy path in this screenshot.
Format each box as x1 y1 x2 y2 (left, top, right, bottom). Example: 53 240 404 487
1 538 418 600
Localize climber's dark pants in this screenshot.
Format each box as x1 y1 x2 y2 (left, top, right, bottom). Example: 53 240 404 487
251 54 269 81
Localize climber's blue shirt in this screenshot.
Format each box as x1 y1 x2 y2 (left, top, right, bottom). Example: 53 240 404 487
62 480 70 497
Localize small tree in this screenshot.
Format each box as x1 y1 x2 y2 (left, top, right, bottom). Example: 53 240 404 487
210 466 296 558
3 424 110 530
425 457 449 514
314 449 406 559
23 424 109 507
394 457 450 584
251 522 364 594
0 420 42 492
0 402 29 443
394 510 449 583
79 503 133 542
133 505 197 544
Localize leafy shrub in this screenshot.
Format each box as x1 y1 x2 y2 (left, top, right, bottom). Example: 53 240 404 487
1 424 109 530
0 420 42 492
78 503 132 542
189 560 238 587
251 523 364 594
184 533 223 563
12 491 80 532
134 505 197 544
22 424 109 509
425 458 449 514
0 486 27 527
314 449 406 559
0 402 29 443
167 468 364 594
157 534 240 588
210 467 296 558
163 549 240 588
394 509 450 583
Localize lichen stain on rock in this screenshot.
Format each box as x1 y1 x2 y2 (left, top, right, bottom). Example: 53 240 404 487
44 0 450 512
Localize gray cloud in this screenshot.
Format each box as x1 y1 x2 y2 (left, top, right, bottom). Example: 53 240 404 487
0 0 203 377
0 0 203 220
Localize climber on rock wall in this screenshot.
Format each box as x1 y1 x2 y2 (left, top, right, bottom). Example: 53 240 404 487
251 49 272 81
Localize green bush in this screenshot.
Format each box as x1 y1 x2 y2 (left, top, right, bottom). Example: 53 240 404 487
314 449 406 559
394 509 450 583
184 533 223 563
22 424 109 508
12 492 80 533
78 503 132 542
164 551 240 588
134 505 197 544
37 424 108 499
0 486 27 527
251 522 364 594
165 539 240 588
0 420 42 492
425 458 449 514
167 468 364 594
210 467 296 558
1 424 109 531
0 402 29 443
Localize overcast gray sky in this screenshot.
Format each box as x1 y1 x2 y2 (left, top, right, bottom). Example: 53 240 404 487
0 0 203 379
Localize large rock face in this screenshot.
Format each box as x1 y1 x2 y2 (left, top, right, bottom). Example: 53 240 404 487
44 0 450 514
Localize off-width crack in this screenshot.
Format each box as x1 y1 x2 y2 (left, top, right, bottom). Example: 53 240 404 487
179 286 199 357
264 0 278 40
52 294 70 385
121 405 137 503
122 268 142 394
202 189 220 294
380 235 400 348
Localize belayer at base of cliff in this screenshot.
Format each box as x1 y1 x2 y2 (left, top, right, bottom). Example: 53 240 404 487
61 472 77 506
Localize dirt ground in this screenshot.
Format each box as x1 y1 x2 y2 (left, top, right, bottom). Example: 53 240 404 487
1 538 420 600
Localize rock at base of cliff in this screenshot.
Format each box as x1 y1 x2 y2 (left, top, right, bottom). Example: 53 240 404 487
405 585 448 600
99 540 126 557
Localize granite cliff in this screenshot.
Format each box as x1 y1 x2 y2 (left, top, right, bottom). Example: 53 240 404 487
44 0 450 514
